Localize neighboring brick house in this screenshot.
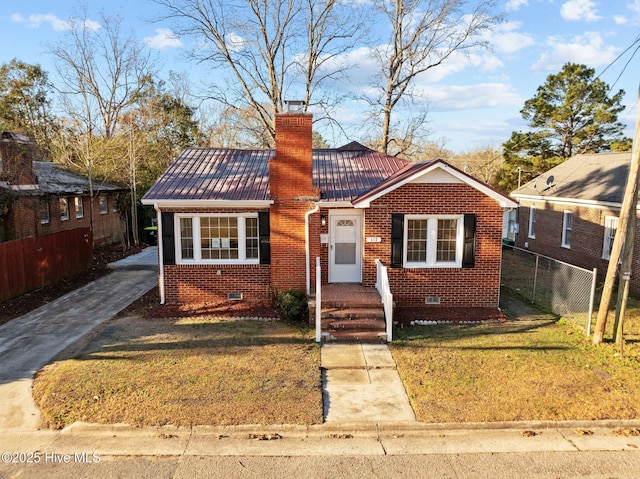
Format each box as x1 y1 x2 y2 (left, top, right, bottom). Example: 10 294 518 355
510 151 639 294
0 132 125 245
142 109 517 312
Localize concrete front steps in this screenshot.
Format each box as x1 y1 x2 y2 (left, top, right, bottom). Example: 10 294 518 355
309 284 388 343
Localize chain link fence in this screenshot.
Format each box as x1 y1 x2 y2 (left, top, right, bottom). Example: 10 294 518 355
501 245 598 333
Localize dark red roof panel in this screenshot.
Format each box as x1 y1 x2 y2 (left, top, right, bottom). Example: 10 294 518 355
142 144 410 203
143 148 273 201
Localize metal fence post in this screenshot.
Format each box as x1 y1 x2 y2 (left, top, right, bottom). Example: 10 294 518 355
587 268 597 336
531 255 539 304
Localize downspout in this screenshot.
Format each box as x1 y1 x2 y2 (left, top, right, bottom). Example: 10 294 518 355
305 203 320 296
154 203 165 304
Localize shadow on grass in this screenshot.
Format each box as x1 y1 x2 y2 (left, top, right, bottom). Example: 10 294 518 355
435 344 571 352
56 317 316 362
394 318 559 342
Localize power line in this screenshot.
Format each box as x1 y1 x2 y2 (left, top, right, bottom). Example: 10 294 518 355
597 34 640 89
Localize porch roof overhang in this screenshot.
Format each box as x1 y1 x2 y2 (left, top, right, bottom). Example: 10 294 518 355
317 200 354 208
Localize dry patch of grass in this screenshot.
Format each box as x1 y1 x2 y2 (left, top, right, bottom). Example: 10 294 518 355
33 316 322 429
391 318 640 423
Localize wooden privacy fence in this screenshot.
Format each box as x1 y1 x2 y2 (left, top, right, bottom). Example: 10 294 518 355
0 228 93 303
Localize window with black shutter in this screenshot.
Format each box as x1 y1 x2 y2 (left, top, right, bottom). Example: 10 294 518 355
390 213 404 267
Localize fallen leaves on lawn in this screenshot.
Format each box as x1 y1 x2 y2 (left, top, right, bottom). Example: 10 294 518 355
248 433 282 440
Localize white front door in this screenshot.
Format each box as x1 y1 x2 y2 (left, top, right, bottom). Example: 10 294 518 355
329 213 362 283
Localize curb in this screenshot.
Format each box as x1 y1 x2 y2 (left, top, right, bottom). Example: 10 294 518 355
23 418 640 439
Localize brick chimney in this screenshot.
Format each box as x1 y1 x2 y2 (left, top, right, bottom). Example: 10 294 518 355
0 132 38 185
269 106 319 295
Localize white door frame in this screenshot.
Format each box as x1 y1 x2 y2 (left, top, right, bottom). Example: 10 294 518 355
328 210 363 283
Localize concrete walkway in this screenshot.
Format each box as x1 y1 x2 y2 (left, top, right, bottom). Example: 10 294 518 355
321 343 416 423
0 247 158 431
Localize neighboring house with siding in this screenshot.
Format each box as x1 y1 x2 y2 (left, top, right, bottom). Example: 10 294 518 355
142 109 517 324
0 132 125 245
510 151 639 293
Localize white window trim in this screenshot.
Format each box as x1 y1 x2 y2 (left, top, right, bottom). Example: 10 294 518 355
403 215 463 268
75 196 84 219
99 195 108 214
40 202 50 225
561 210 572 249
60 198 69 221
528 205 536 239
602 215 619 260
175 213 260 265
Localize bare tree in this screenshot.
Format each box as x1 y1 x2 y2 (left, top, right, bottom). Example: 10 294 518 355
50 10 156 240
370 0 499 154
450 144 503 185
153 0 365 145
51 11 155 138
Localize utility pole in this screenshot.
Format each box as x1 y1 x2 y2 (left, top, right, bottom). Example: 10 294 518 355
593 87 640 344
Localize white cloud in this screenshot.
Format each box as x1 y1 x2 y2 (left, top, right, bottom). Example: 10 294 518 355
416 83 523 111
144 28 182 50
486 21 536 54
631 0 640 14
613 15 628 24
560 0 601 22
532 32 618 72
506 0 529 12
11 13 100 32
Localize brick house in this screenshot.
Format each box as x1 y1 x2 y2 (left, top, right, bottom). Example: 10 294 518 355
0 132 125 245
142 109 517 323
510 151 639 294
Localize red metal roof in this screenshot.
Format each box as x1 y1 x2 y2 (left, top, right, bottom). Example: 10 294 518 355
143 148 273 202
142 144 410 203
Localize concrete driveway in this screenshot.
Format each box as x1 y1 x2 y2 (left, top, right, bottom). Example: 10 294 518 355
0 247 158 431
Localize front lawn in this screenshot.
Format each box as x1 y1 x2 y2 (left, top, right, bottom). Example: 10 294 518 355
33 316 322 429
390 317 640 423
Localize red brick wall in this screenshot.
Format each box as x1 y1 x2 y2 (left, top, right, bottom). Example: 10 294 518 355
269 113 320 295
363 183 504 307
515 199 640 294
164 264 271 303
0 139 37 185
161 207 272 304
4 193 122 245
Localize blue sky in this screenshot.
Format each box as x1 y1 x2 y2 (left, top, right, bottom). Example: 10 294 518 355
1 0 639 153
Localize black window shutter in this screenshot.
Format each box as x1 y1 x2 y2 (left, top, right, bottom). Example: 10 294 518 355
462 213 477 268
259 211 270 265
390 213 404 268
161 212 175 266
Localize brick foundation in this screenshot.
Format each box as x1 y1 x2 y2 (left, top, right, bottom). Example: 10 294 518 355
164 264 271 304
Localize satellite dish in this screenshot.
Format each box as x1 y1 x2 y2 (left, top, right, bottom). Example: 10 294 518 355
546 175 555 186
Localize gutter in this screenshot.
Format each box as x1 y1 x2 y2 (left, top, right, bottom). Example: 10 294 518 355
154 203 166 304
305 203 320 296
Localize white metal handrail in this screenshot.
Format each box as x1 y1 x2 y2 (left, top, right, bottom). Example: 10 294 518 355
315 256 322 343
375 259 393 342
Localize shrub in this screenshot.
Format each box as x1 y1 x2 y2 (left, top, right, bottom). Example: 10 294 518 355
276 290 308 322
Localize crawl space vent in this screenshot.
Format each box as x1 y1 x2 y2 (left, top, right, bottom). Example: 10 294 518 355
228 293 243 301
425 296 441 305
